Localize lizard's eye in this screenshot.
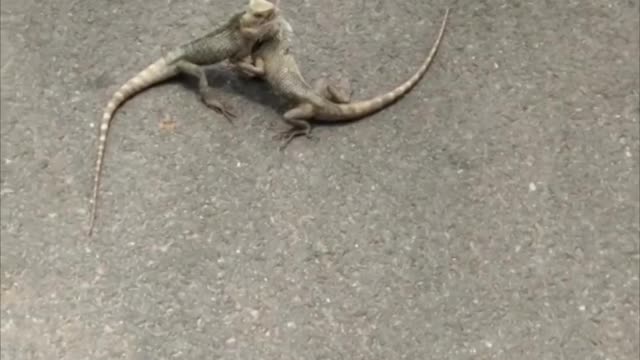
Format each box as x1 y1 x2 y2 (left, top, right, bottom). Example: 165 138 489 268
256 11 273 21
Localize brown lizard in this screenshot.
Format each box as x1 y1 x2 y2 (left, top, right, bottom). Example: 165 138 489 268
236 8 450 149
88 0 281 236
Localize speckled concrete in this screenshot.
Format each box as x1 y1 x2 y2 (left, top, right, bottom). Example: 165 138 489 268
1 1 638 359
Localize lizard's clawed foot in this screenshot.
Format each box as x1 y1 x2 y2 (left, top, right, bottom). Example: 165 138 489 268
232 57 265 79
275 127 314 151
233 65 260 79
241 71 260 79
201 90 236 122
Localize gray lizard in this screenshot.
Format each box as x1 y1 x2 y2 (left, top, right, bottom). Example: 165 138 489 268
237 8 450 149
88 0 281 236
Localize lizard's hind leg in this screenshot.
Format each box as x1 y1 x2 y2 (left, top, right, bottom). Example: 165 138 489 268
277 103 315 150
312 78 352 104
175 60 236 122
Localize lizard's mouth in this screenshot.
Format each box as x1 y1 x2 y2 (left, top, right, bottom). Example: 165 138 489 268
245 8 278 28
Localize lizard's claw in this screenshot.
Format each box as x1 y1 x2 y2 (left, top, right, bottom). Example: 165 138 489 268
233 64 262 79
231 57 265 79
229 62 255 78
201 90 237 123
216 105 237 123
208 101 237 123
237 68 260 79
275 127 314 151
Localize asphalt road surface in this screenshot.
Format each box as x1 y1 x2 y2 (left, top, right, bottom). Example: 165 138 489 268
1 1 639 359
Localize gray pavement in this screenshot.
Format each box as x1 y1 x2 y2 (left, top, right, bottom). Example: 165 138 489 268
1 0 639 359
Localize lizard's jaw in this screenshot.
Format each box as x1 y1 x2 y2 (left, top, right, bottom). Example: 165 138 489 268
240 12 281 40
241 0 279 30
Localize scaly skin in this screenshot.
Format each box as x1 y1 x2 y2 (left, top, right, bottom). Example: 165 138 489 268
238 8 450 149
88 0 281 236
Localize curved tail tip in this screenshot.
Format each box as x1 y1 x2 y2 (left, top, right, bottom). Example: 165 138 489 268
87 212 96 237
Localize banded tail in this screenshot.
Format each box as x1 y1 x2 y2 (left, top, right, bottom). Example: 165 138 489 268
88 56 178 236
316 8 449 121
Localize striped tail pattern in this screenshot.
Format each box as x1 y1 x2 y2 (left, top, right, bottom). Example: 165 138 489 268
317 8 449 121
88 57 177 236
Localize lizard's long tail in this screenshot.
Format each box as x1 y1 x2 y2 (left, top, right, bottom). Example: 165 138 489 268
87 56 178 236
315 8 449 122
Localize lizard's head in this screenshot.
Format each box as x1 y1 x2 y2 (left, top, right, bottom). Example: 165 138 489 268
239 0 281 40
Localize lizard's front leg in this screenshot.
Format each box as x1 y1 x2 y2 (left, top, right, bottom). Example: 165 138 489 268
175 60 236 122
233 56 266 78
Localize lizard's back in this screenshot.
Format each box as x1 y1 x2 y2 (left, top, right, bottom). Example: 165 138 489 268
179 12 248 64
259 20 325 104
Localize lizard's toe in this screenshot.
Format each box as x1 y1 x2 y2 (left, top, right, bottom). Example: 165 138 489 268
202 91 236 122
275 127 313 151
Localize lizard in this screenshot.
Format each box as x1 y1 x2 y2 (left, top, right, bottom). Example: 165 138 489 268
236 8 450 149
87 0 282 236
